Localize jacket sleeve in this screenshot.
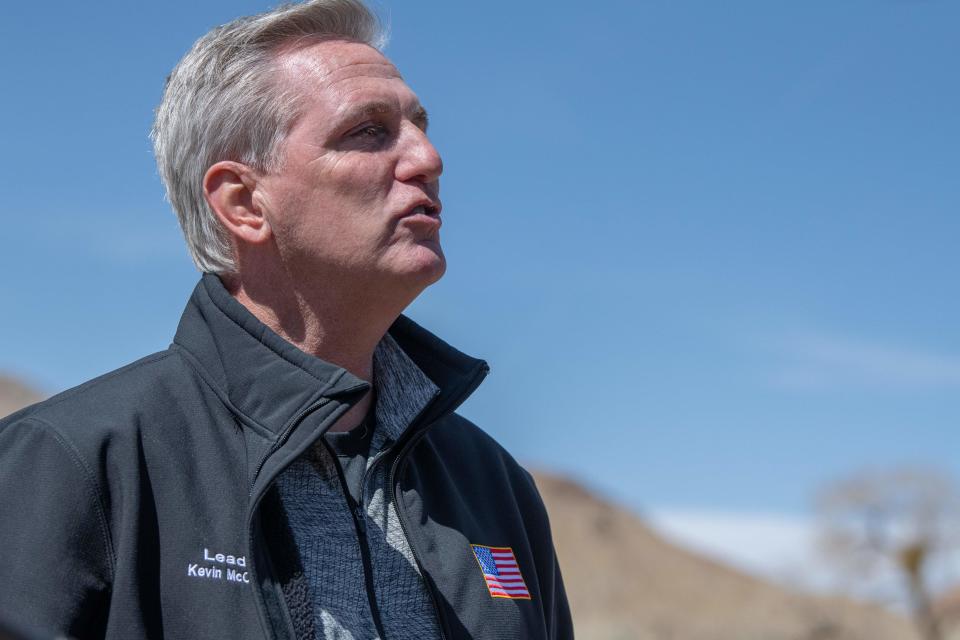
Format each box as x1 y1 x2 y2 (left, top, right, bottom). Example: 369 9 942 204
0 417 114 639
549 553 574 640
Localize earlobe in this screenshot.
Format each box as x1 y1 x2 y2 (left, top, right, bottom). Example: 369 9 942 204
204 161 271 245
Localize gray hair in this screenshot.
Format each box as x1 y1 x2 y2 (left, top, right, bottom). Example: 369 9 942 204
151 0 385 274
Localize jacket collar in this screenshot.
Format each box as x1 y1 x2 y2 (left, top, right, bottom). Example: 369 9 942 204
172 274 488 437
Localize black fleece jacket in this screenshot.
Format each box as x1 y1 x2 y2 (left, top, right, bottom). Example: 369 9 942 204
0 275 572 639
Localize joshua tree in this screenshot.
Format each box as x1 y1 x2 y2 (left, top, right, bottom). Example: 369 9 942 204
816 468 960 640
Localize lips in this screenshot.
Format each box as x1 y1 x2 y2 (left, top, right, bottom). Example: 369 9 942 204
404 202 441 218
399 201 442 233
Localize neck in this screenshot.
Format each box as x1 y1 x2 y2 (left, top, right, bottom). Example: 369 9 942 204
220 266 419 433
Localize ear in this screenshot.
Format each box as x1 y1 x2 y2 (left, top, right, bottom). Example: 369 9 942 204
203 161 271 245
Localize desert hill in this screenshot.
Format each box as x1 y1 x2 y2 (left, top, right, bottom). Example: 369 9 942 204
531 470 918 640
934 587 960 639
0 375 42 419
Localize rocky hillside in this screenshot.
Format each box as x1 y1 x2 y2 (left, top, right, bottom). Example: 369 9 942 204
531 470 918 640
934 587 960 639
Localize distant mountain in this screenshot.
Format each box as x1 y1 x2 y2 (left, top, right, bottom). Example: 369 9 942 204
0 375 43 418
531 470 918 640
934 586 960 639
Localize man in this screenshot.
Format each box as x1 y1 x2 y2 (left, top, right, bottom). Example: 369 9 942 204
0 1 571 639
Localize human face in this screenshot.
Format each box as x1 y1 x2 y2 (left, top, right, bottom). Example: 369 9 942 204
258 40 444 296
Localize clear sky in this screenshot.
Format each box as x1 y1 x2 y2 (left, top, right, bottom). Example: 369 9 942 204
1 0 958 521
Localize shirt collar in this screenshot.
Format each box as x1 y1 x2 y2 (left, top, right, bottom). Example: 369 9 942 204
371 333 440 445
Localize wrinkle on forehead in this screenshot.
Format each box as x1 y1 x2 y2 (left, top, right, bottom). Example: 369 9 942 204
273 40 402 91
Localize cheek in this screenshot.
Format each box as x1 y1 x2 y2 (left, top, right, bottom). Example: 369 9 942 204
322 162 398 244
266 156 397 256
328 157 394 207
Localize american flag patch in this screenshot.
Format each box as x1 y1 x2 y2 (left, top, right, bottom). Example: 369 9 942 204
470 544 531 600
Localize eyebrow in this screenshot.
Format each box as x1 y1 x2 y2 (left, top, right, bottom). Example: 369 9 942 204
338 100 430 131
411 105 429 131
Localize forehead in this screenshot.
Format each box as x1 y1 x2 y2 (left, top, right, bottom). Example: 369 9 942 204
275 40 407 106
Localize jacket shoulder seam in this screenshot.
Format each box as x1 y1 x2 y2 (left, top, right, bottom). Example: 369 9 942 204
31 351 175 415
15 416 117 581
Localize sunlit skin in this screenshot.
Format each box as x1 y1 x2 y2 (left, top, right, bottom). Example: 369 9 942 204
203 40 444 431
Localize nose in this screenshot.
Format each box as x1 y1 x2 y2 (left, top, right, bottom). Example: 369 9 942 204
395 122 443 185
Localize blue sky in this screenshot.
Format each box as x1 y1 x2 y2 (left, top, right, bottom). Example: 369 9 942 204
1 0 958 521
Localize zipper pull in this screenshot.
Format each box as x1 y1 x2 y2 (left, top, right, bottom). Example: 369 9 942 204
354 504 367 535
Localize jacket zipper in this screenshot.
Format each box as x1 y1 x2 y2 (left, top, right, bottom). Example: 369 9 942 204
248 398 334 494
387 429 448 640
318 437 389 640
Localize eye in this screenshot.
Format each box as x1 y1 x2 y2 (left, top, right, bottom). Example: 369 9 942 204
351 123 389 141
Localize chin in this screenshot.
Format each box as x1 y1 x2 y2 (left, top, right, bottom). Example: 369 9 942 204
399 245 446 288
413 252 447 285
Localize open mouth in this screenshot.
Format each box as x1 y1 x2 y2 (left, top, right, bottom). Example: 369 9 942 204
407 203 441 218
